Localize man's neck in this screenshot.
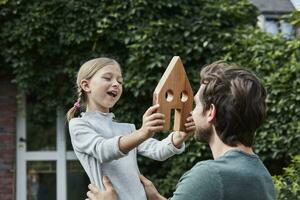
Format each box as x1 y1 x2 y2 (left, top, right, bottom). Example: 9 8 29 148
209 129 253 159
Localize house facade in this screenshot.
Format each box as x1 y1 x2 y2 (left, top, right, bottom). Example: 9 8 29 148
250 0 300 38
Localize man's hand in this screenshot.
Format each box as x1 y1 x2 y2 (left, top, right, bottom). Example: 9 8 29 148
86 176 117 200
140 175 167 200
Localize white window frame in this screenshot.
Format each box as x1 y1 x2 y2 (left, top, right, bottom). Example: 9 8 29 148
16 95 77 200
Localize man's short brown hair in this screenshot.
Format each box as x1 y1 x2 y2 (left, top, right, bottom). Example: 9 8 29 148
199 61 267 147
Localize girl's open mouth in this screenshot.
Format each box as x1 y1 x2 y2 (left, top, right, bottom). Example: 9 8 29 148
107 91 117 97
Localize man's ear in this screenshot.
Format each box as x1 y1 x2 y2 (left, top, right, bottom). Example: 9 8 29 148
207 104 216 123
80 79 91 93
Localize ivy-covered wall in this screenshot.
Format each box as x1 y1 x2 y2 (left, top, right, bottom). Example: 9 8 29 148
1 0 299 198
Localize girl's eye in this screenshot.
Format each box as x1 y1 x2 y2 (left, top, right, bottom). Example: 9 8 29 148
103 77 111 81
118 80 123 85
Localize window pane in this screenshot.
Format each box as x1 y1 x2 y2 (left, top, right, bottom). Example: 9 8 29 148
67 161 90 200
26 95 56 151
27 161 56 200
280 20 294 39
265 20 279 34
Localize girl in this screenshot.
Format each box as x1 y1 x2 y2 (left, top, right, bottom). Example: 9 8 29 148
67 57 195 200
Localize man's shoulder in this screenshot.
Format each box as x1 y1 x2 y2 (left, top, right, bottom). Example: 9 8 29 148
182 160 222 183
181 160 227 185
192 160 220 172
171 160 223 200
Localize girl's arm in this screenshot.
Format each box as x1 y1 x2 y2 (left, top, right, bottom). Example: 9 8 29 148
137 114 195 161
69 104 164 163
69 119 126 163
118 104 165 154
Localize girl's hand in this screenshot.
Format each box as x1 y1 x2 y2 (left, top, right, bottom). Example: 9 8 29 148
172 113 195 148
140 104 165 139
183 113 196 136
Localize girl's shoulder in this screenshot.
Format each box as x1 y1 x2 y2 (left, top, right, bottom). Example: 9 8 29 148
69 115 84 121
68 116 90 128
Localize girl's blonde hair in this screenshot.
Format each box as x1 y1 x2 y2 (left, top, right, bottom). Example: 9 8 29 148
66 57 120 122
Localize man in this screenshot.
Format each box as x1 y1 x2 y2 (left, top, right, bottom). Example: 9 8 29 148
86 61 276 200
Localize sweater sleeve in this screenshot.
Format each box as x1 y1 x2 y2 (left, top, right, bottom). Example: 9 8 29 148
170 162 223 200
133 124 185 161
68 118 126 163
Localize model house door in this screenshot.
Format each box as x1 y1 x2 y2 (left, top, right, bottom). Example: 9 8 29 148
16 96 89 200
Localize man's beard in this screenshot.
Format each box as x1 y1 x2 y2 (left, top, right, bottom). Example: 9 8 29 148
194 125 212 143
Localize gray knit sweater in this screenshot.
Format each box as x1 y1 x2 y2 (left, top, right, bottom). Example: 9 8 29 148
69 111 185 200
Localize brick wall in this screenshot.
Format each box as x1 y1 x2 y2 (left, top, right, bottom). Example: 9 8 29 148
0 75 16 200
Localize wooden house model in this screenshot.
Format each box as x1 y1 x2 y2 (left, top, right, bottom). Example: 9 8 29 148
153 56 193 132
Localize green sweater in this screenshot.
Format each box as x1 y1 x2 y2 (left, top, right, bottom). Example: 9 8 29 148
170 149 276 200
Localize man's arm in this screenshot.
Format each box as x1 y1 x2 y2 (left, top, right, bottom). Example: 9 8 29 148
141 163 221 200
140 175 167 200
86 175 167 200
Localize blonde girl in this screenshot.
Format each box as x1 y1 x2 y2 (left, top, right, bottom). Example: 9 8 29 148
67 57 195 200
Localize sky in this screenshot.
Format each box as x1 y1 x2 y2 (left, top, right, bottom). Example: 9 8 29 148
291 0 300 10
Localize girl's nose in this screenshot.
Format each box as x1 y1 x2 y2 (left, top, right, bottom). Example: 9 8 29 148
112 79 120 87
